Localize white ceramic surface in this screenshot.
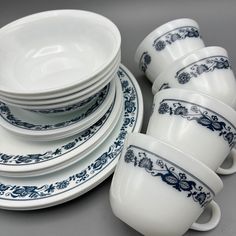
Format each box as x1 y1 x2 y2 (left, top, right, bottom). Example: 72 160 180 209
0 76 121 177
0 50 121 101
0 77 116 141
147 88 236 174
152 46 236 108
0 64 143 209
110 133 223 236
0 10 121 96
135 18 205 83
1 64 117 110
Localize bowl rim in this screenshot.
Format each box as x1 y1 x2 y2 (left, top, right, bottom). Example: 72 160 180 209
0 9 121 95
126 132 223 195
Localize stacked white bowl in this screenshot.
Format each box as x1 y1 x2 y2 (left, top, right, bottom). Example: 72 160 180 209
0 10 121 141
110 18 236 236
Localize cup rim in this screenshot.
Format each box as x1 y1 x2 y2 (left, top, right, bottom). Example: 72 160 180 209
134 18 199 62
126 132 223 195
152 46 229 92
153 88 236 126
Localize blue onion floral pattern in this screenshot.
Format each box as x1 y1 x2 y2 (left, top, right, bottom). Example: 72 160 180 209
30 86 108 114
0 103 114 165
158 99 236 147
124 145 213 207
159 83 171 91
175 56 231 84
139 51 151 73
0 66 139 200
0 84 110 131
153 26 201 51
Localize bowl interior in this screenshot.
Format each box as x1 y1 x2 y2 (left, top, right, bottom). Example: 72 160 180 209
0 10 120 93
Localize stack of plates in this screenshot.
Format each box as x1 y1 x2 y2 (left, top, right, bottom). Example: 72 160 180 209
0 10 143 210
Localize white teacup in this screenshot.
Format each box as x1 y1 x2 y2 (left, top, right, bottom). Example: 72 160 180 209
152 46 236 109
110 133 223 236
135 18 205 83
147 88 236 174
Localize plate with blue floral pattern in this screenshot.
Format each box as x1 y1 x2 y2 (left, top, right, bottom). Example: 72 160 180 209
0 64 143 210
0 79 116 141
0 77 123 178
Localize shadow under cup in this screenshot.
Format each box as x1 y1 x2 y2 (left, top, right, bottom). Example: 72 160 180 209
110 133 223 236
147 88 236 172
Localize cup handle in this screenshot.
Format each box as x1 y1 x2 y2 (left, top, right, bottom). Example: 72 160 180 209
190 201 221 231
217 148 236 175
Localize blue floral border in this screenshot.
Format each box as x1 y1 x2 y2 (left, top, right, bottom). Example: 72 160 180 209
0 66 140 201
0 84 110 131
0 101 115 166
29 86 107 114
175 56 231 84
139 52 151 73
158 99 236 147
124 145 214 208
153 26 201 51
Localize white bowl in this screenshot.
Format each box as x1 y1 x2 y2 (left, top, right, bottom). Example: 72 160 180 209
0 10 121 96
0 58 120 112
0 49 121 100
0 79 116 141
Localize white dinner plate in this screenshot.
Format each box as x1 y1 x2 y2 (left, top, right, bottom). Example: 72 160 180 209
0 64 143 210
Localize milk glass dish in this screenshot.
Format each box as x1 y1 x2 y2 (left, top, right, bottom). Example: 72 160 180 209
0 10 121 97
152 46 236 108
110 133 223 236
135 18 205 83
147 88 236 175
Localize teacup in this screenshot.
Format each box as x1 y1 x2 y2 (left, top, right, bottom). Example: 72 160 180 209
135 18 205 83
110 133 223 236
152 46 236 109
147 88 236 174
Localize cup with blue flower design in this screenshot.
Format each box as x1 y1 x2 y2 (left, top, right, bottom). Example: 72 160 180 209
110 132 223 236
134 18 205 83
152 46 236 109
147 88 236 175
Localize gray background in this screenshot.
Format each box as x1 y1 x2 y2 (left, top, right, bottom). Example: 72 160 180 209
0 0 236 235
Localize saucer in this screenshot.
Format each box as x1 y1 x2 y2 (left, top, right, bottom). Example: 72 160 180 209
0 64 143 210
0 79 116 141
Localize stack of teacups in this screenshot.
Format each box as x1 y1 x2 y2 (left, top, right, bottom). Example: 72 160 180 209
110 18 236 236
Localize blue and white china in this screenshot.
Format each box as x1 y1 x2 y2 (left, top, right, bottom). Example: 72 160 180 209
0 65 143 209
147 88 236 174
135 18 205 83
0 76 122 177
0 52 121 114
0 78 116 141
110 133 223 236
29 85 109 115
0 10 121 98
152 46 236 109
0 51 121 103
